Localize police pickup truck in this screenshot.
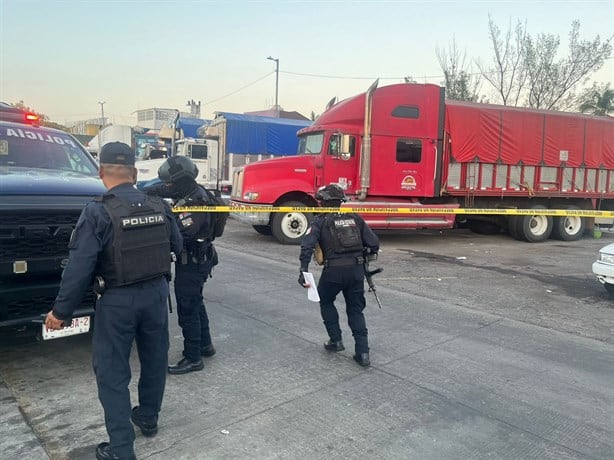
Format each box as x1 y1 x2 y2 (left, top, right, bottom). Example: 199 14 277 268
0 118 105 339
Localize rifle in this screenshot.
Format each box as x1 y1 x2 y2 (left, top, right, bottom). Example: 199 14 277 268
363 251 383 309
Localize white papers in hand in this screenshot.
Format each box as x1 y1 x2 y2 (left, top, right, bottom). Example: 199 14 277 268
302 272 320 302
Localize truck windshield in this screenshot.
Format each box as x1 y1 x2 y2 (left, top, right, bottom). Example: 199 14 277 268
0 124 99 176
297 133 324 155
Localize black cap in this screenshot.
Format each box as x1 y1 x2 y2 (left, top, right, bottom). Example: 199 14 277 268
99 142 135 165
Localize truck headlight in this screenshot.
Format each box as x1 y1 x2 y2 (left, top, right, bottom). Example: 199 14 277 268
599 252 614 264
243 192 259 201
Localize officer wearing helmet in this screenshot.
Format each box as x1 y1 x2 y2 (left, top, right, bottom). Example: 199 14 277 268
45 142 183 460
154 156 219 375
299 184 380 367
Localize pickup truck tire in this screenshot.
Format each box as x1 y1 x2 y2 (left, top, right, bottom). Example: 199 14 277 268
604 283 614 297
271 201 313 245
551 206 585 241
252 225 272 236
515 205 553 242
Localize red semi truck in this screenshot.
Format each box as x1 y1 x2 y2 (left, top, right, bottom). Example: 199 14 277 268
229 80 614 244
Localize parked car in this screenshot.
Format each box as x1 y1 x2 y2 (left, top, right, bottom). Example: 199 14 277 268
592 242 614 295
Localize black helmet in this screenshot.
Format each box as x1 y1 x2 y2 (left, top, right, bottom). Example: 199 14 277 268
315 184 347 202
158 156 198 183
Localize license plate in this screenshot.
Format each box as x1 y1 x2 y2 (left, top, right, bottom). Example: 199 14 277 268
42 316 91 340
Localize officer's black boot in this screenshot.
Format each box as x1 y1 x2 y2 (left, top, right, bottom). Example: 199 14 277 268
168 357 204 375
131 406 158 437
353 353 370 367
201 344 216 357
323 340 345 352
95 442 136 460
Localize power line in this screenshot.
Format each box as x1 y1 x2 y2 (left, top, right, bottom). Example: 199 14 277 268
203 71 274 105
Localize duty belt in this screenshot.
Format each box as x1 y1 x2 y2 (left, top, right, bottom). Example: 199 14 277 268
324 257 364 268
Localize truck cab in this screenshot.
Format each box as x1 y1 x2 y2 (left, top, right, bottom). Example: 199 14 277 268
230 82 454 244
298 83 445 199
135 138 226 191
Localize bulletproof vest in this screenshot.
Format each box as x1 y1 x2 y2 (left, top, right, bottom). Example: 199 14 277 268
183 186 228 241
325 213 363 254
96 194 171 287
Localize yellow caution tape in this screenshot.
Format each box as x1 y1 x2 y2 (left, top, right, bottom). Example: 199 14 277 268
173 205 614 218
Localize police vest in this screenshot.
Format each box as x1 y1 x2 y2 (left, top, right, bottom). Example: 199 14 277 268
96 194 171 287
325 213 363 254
192 186 228 241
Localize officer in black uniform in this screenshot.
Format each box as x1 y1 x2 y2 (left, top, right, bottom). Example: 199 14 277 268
299 184 380 367
154 156 219 375
45 142 183 460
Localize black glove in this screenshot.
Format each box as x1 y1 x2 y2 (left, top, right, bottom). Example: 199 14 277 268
143 182 175 198
298 269 306 287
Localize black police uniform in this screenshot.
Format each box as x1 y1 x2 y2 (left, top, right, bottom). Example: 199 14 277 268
172 184 218 365
300 211 379 357
52 169 182 458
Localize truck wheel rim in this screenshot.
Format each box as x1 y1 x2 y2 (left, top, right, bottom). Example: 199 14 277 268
529 216 549 235
563 216 582 236
281 212 308 237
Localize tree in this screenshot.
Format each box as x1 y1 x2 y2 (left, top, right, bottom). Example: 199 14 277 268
10 100 68 131
477 15 528 106
478 19 612 110
578 83 613 116
436 38 482 102
524 21 612 110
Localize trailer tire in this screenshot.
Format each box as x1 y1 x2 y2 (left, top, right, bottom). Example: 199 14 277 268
515 205 553 242
252 225 272 236
551 206 585 241
271 201 313 245
507 216 522 240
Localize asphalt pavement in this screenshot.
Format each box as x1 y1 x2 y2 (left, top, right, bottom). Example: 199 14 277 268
1 232 613 459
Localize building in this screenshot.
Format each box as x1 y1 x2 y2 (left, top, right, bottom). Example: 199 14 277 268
69 118 106 136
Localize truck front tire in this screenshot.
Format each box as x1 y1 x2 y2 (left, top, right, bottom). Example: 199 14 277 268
252 225 272 236
270 201 313 245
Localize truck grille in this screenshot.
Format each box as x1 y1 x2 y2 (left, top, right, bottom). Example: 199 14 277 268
5 291 95 321
0 212 80 260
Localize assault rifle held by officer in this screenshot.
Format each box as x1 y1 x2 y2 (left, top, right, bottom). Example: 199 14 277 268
363 249 383 309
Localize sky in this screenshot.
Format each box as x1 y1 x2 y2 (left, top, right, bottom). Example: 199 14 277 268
1 0 612 126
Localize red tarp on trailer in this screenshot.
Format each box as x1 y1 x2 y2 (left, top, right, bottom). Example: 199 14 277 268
445 101 614 168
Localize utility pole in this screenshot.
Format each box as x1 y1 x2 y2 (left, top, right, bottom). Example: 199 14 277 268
267 56 279 117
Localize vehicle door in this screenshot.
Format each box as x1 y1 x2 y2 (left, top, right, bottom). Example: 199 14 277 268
320 133 359 194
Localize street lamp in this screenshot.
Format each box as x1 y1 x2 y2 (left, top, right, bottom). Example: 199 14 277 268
267 56 279 117
98 101 106 126
96 101 106 157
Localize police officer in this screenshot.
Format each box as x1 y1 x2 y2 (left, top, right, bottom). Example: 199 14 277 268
155 156 218 375
45 142 183 460
299 184 380 367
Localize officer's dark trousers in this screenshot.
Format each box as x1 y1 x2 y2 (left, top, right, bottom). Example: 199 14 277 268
317 265 369 354
175 261 211 362
92 277 169 458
